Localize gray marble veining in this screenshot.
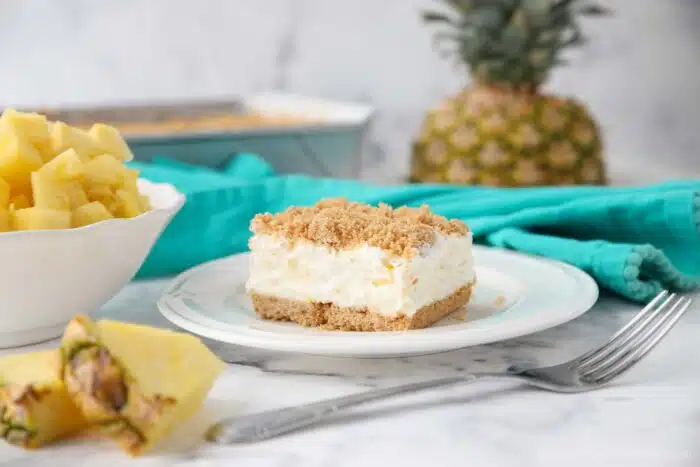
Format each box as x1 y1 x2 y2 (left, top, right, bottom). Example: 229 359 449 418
0 279 696 466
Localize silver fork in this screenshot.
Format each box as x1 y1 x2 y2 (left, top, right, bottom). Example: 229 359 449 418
206 290 693 444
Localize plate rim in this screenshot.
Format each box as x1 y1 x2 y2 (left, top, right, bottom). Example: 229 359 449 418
157 246 599 356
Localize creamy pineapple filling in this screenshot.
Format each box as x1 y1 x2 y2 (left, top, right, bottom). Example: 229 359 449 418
246 231 475 317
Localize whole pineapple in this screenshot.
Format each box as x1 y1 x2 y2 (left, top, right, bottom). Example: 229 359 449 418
410 0 609 186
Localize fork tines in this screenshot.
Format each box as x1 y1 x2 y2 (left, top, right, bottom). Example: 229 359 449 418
578 290 693 384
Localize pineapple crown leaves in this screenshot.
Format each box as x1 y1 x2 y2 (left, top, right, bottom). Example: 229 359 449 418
423 0 611 89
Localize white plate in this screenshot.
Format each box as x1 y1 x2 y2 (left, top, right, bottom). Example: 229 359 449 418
157 246 598 358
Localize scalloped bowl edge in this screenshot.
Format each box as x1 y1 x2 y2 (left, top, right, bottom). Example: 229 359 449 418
0 179 185 348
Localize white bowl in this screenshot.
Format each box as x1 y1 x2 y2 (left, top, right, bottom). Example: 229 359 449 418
0 179 185 348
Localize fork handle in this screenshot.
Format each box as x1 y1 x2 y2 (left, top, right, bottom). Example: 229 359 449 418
206 374 489 444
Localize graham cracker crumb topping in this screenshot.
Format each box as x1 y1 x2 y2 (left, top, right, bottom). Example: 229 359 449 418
250 198 469 257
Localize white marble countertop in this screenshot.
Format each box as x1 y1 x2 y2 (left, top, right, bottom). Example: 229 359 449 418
0 279 697 466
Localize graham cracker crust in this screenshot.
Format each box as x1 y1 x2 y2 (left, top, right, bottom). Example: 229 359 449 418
250 283 473 331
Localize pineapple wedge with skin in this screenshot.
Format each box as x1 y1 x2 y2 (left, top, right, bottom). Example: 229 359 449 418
0 350 88 449
61 315 225 456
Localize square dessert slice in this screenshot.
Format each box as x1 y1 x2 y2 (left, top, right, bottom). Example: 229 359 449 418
246 198 475 331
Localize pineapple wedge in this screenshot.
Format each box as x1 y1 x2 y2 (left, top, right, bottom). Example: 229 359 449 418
61 315 225 456
0 350 88 449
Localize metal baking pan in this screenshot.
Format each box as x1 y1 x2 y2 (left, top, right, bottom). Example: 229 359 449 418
29 93 374 178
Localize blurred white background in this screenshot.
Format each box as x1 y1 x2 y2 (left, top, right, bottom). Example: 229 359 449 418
0 0 698 184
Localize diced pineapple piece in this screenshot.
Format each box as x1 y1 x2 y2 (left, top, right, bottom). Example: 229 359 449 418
50 122 105 160
0 109 52 159
0 110 147 230
9 194 31 210
84 182 118 211
37 148 84 181
0 124 43 187
138 195 151 212
85 182 113 200
0 177 9 208
32 172 88 211
83 153 126 187
89 124 134 161
12 207 71 230
61 315 225 456
0 208 10 232
72 201 114 227
122 168 140 191
115 188 143 218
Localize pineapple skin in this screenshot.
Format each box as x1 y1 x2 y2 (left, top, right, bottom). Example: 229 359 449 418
61 315 225 456
410 86 606 187
0 350 88 449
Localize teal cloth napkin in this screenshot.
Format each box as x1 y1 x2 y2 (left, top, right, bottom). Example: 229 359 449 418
130 154 700 303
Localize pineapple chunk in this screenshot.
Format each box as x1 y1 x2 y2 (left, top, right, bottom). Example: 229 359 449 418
0 110 147 231
72 201 114 227
0 208 10 232
0 124 43 188
0 109 52 159
89 124 134 161
9 194 31 210
114 188 144 218
84 183 119 214
61 315 225 456
12 207 71 230
122 168 140 192
0 176 9 208
32 172 88 211
138 195 151 212
51 122 105 160
83 153 126 187
0 350 88 449
38 148 84 181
